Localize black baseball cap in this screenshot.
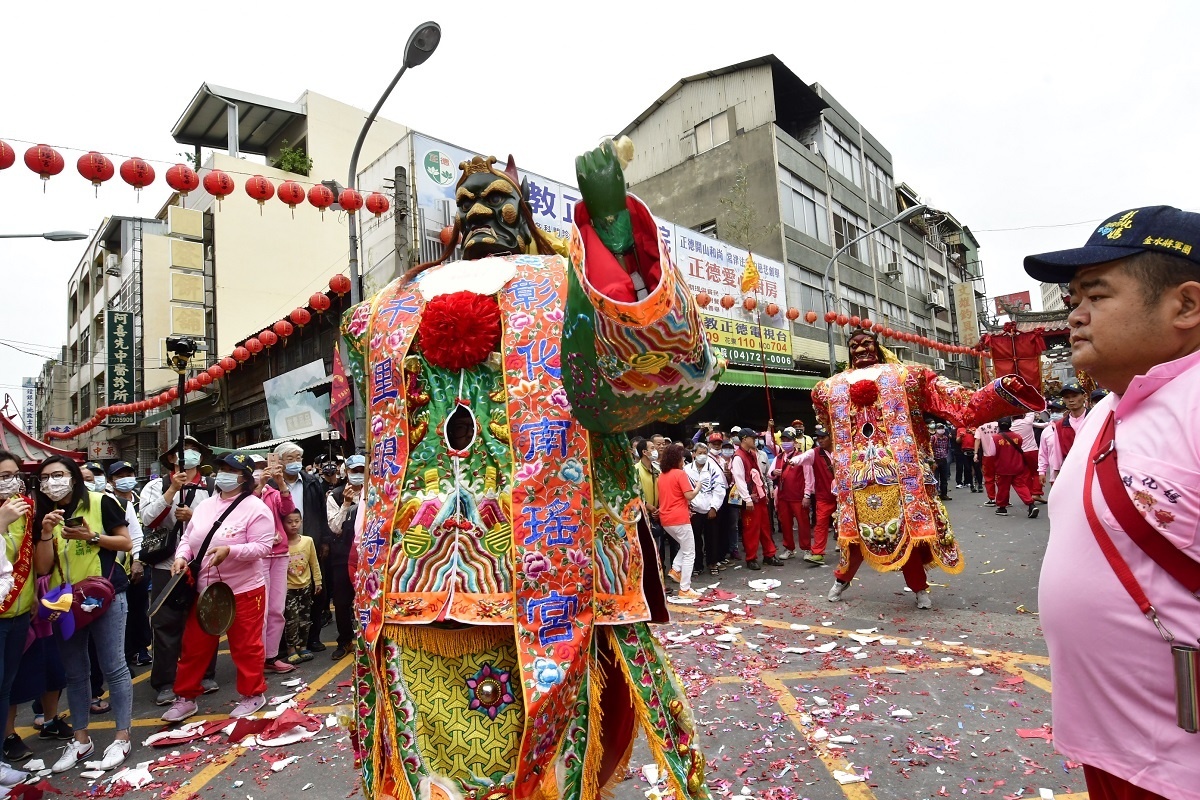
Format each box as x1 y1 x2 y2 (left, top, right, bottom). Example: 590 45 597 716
1060 379 1086 396
1024 206 1200 283
217 452 254 471
107 461 136 476
83 462 104 476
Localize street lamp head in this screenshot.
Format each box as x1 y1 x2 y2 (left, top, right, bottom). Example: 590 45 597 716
892 204 928 224
403 21 441 68
42 231 88 242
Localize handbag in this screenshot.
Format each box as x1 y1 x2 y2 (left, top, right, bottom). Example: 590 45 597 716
44 540 118 638
152 494 248 619
1083 411 1200 732
141 484 199 564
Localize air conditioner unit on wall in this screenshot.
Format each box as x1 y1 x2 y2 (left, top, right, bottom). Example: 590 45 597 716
935 357 947 371
883 262 902 278
927 289 947 310
104 254 121 276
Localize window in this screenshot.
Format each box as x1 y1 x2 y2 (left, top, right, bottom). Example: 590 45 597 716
93 376 105 405
695 111 730 155
79 329 91 365
777 168 829 243
873 231 900 274
792 270 826 326
903 247 928 293
866 157 894 211
823 122 862 186
80 384 90 419
696 220 718 237
880 299 907 328
832 202 868 261
840 286 876 321
911 313 931 355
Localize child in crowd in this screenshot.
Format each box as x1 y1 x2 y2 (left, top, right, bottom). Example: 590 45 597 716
283 510 322 664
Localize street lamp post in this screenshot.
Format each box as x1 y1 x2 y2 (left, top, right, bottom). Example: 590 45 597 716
344 20 440 450
822 204 929 376
0 231 88 242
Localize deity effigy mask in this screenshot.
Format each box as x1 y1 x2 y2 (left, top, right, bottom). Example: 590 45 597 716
455 155 535 260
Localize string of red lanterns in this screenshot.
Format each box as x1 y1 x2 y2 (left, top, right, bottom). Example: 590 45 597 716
693 291 986 357
0 139 392 216
43 273 353 441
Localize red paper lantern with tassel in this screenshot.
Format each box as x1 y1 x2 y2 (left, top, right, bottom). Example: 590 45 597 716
244 338 263 355
207 364 225 380
307 184 335 219
805 311 818 324
195 372 213 387
76 152 114 196
836 314 849 326
0 140 14 171
849 315 860 328
220 356 237 372
165 164 200 198
278 180 305 217
329 274 352 296
743 297 757 312
365 191 390 218
766 302 780 317
203 169 236 210
339 188 364 213
119 158 155 198
786 308 800 321
695 292 710 308
24 144 64 189
309 292 331 314
824 311 837 323
233 346 251 362
720 295 735 310
289 308 312 328
245 175 275 214
272 320 294 339
259 330 278 348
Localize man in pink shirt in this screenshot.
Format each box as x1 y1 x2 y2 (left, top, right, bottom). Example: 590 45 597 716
1027 205 1200 800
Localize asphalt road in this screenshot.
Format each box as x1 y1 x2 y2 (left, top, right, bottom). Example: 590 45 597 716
18 489 1086 800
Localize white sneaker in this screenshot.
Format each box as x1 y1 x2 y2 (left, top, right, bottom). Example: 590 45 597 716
778 548 794 560
230 694 266 718
827 580 849 602
0 763 28 787
98 739 130 770
52 738 94 773
916 590 933 610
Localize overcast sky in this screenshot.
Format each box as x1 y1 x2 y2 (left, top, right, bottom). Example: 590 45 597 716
2 0 1196 405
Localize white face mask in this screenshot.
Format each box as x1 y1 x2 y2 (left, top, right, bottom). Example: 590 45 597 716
252 469 265 483
214 473 242 493
347 473 365 486
694 454 708 467
182 450 202 469
114 477 138 493
0 476 23 500
91 477 107 492
285 461 304 477
648 449 658 462
41 476 72 502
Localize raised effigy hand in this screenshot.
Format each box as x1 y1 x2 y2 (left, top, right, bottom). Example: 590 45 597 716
576 138 633 256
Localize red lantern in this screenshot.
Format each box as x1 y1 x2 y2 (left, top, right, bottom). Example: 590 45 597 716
860 318 872 330
233 346 251 363
290 308 312 327
884 328 895 339
203 169 236 210
76 152 114 196
743 297 757 312
185 379 199 393
439 225 457 247
220 356 237 372
0 140 14 170
119 158 155 199
339 188 364 213
824 311 837 323
848 315 860 328
308 184 335 219
786 308 800 321
24 145 64 190
273 320 294 339
805 311 818 324
836 314 849 326
766 302 779 317
244 338 263 355
246 175 275 214
278 180 305 217
872 323 883 334
207 364 225 380
720 295 735 310
365 191 390 218
309 292 331 314
330 274 352 296
195 372 213 387
167 388 179 400
165 164 200 199
259 330 279 348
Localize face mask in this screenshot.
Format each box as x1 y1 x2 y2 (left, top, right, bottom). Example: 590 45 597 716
348 473 365 486
114 477 137 493
42 477 72 502
647 450 658 462
782 442 795 452
214 473 242 493
91 477 107 492
694 454 708 467
285 462 304 477
252 470 265 483
0 477 23 500
182 450 202 469
721 447 734 457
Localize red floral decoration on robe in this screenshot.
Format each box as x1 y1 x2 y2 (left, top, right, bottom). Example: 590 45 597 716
849 379 879 409
417 291 502 371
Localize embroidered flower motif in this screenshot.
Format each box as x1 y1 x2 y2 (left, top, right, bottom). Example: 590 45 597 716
362 571 381 599
522 551 550 581
347 306 371 337
545 307 564 323
515 459 543 483
558 458 584 484
509 380 537 400
386 331 405 350
532 658 563 692
549 387 571 411
369 332 385 352
382 481 399 503
509 311 534 332
1153 508 1175 527
566 548 589 568
466 663 515 720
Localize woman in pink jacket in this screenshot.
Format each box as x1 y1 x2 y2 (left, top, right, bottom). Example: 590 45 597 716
161 453 275 723
248 454 297 674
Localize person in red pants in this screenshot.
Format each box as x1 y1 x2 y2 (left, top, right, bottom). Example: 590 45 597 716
161 453 276 724
991 418 1040 519
796 427 834 565
974 420 999 503
768 430 811 559
730 430 782 570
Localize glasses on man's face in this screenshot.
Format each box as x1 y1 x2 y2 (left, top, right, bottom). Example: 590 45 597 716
39 472 70 483
0 472 19 481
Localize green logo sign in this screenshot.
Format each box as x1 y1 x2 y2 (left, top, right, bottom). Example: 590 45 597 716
423 150 454 186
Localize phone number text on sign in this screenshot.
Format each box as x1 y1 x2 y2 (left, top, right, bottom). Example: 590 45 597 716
702 313 793 368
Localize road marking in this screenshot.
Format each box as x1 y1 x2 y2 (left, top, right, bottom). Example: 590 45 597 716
171 744 246 800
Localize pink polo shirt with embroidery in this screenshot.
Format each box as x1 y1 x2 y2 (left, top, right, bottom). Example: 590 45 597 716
1040 349 1200 800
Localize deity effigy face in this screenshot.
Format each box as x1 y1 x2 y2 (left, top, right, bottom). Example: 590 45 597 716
455 167 531 261
848 334 880 368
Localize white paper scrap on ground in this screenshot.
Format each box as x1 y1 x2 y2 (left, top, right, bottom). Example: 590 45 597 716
747 579 782 591
814 642 838 653
1039 789 1055 800
110 766 154 789
891 708 913 718
942 640 963 645
855 627 879 634
281 678 304 687
880 638 898 646
968 667 985 676
80 770 105 780
790 623 810 630
834 770 866 784
854 652 869 659
782 647 811 654
830 734 857 744
885 666 907 674
812 696 829 706
714 633 739 642
271 756 301 772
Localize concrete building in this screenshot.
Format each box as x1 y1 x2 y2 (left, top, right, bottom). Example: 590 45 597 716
1040 281 1068 312
618 55 989 391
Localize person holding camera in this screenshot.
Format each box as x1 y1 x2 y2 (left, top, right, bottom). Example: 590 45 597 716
33 456 133 773
324 454 365 661
161 453 274 724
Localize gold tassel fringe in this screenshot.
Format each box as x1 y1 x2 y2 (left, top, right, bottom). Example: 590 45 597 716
382 623 514 657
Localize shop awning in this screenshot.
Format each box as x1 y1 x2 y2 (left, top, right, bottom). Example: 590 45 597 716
232 431 324 455
719 368 822 391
